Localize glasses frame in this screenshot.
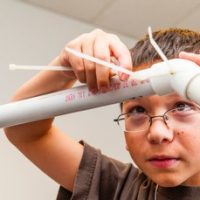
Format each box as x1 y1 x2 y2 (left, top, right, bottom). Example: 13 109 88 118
114 104 200 133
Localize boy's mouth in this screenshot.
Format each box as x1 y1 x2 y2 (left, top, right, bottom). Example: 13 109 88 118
148 156 180 168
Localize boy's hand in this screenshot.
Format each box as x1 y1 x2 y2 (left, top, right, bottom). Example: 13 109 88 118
179 51 200 66
6 29 132 130
4 29 132 191
56 29 132 91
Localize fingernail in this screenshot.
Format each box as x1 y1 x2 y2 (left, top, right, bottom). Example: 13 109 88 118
121 73 129 81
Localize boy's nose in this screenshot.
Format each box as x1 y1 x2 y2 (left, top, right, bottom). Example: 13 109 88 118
147 118 174 144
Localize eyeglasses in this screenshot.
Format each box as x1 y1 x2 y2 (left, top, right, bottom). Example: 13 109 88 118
114 103 200 133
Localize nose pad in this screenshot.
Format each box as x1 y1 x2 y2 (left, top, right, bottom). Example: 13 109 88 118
147 119 174 144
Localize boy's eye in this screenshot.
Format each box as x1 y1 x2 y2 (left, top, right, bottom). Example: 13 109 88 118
174 102 192 111
129 106 146 115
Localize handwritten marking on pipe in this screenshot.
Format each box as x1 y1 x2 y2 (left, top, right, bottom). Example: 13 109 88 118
65 79 150 103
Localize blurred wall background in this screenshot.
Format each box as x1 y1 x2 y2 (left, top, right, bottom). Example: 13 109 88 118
0 0 134 199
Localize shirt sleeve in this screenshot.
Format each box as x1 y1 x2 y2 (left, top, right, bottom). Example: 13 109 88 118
56 141 139 200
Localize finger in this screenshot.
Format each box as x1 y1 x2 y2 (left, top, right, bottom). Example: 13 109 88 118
82 37 98 91
50 55 76 80
66 41 86 83
108 34 132 80
110 57 119 77
179 51 200 66
94 36 111 91
61 34 86 67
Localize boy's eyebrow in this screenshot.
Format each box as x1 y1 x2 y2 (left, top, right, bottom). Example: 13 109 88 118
123 96 143 104
124 93 182 105
163 93 187 102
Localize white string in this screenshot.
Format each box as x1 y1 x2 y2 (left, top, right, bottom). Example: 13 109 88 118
154 184 159 200
9 27 176 79
9 64 71 71
148 27 169 63
64 47 136 77
9 48 136 77
148 26 175 74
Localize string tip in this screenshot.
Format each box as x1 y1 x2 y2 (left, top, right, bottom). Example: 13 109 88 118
9 64 16 70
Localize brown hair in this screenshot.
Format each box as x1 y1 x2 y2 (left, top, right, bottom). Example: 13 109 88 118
120 28 200 110
130 28 200 69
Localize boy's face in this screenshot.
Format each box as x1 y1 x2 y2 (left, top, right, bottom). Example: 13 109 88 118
123 91 200 187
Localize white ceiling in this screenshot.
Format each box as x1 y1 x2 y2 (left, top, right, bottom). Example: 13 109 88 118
21 0 200 39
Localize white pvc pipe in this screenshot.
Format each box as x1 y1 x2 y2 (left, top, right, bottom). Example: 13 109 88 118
1 58 200 128
187 74 200 104
0 77 155 128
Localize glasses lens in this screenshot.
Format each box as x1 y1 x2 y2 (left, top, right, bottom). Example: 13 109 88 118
118 113 149 132
116 104 200 133
166 105 200 128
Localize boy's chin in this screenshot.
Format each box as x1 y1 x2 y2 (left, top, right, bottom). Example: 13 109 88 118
150 174 184 187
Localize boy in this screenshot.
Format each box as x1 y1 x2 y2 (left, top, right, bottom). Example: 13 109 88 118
4 28 200 199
